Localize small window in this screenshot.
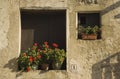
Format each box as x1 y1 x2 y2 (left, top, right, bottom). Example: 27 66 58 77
78 13 101 40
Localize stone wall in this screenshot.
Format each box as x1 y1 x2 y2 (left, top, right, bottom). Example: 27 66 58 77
20 0 67 9
0 0 120 79
67 0 120 79
0 0 20 79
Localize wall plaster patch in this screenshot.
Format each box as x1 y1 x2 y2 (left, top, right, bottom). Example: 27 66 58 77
0 8 9 50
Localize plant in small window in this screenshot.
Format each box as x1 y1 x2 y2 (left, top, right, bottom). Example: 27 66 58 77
78 26 100 40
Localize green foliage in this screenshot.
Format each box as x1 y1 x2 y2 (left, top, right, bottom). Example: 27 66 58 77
78 25 100 34
51 48 66 64
18 44 41 71
18 42 66 71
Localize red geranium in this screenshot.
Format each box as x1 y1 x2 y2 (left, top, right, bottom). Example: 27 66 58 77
29 58 33 62
45 44 49 48
44 41 48 45
38 49 40 52
34 43 37 46
27 67 31 72
52 43 58 48
42 50 46 53
37 54 41 59
29 56 33 62
18 41 66 71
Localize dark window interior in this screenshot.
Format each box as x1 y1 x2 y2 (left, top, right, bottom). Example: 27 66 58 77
21 10 66 50
78 13 100 27
80 16 86 25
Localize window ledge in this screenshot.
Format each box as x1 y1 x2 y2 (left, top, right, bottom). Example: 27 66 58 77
17 70 67 79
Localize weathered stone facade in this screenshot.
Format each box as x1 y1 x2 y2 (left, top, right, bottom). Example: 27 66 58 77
0 0 120 79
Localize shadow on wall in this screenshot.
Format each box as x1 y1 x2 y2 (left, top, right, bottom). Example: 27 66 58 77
101 0 120 16
114 14 120 19
92 52 120 79
4 57 18 72
3 58 24 77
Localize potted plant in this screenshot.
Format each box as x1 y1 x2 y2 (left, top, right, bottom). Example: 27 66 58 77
39 42 52 70
18 42 66 71
51 43 66 70
78 26 100 40
18 43 41 72
39 42 66 70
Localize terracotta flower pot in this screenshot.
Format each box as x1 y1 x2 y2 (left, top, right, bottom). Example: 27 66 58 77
82 34 97 40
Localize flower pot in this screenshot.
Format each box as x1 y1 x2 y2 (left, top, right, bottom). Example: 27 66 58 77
41 64 49 70
81 34 97 40
52 62 62 70
32 64 38 70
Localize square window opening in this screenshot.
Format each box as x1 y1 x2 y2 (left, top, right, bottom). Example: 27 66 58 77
77 12 101 40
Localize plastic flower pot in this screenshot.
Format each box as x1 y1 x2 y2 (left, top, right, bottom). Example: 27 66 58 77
52 62 62 70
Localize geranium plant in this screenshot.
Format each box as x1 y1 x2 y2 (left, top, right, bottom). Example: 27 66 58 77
38 42 52 70
39 42 66 70
18 42 66 71
18 43 41 72
51 43 66 69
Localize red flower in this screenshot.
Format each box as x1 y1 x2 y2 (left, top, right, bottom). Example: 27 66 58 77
34 43 37 46
44 41 48 45
38 49 40 52
29 56 33 59
52 43 58 48
37 54 41 59
29 56 33 62
42 50 46 53
45 45 49 48
27 67 31 72
29 58 33 62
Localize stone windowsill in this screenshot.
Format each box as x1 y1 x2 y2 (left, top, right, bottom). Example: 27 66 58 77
17 70 67 79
